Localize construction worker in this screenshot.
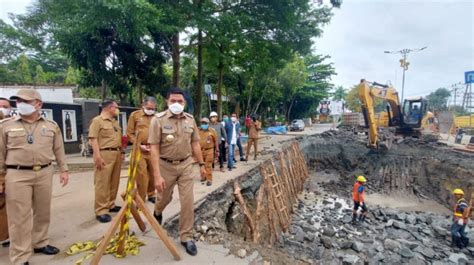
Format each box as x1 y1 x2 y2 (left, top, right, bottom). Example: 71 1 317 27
0 97 11 248
209 111 227 172
89 99 124 223
352 175 368 223
451 188 470 248
0 89 69 264
245 114 262 161
198 117 218 186
127 96 157 203
148 87 206 256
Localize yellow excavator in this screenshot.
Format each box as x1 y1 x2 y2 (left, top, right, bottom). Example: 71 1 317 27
358 79 434 149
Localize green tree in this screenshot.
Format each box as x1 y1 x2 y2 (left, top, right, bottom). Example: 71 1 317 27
64 66 80 85
332 86 347 101
427 88 451 111
17 54 33 84
34 64 47 84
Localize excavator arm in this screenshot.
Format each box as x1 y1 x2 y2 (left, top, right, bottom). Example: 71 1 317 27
357 79 401 149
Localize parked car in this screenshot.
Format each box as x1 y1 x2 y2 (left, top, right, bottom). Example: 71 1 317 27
290 119 305 131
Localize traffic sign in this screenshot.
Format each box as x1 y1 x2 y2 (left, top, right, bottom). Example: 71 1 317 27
465 71 474 84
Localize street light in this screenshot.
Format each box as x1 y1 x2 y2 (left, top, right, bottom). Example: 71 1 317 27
384 46 427 102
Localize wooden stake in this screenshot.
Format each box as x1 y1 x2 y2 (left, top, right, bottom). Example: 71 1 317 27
254 184 265 243
233 180 257 242
134 195 181 261
90 204 128 265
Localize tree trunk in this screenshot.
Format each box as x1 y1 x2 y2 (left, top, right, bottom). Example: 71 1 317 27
101 79 107 101
193 29 203 121
137 79 143 104
217 59 224 119
171 33 180 87
287 97 296 122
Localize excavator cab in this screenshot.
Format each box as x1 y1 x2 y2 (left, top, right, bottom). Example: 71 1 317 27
401 97 427 128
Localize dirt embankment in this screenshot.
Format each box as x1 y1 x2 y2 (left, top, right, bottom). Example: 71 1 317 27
164 130 474 264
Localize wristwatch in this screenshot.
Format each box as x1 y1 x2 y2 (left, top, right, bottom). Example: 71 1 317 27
199 162 205 167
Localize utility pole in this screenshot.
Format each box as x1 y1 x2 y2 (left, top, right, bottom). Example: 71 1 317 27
384 47 427 102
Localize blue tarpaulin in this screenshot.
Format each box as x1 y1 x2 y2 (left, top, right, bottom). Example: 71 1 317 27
265 126 288 135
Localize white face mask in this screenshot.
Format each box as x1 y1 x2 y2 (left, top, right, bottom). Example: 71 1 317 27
17 102 37 116
169 103 184 115
0 107 10 117
231 117 237 122
144 108 155 116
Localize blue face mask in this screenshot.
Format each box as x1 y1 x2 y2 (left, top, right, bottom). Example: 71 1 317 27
223 117 230 122
201 124 209 130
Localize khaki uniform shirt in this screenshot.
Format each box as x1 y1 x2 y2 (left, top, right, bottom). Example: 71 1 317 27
88 114 122 149
148 110 200 160
199 128 217 150
248 120 262 139
127 109 153 145
0 116 69 184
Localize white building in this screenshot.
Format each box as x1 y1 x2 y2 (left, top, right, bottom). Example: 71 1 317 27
0 85 76 103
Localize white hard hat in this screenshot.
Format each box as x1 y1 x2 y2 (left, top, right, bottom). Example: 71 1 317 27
210 111 218 117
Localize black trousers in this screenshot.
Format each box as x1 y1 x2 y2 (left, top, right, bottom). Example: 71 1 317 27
219 141 226 167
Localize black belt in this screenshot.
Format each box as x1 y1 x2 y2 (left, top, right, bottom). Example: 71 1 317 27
204 147 214 150
7 163 52 172
160 157 190 165
100 148 121 152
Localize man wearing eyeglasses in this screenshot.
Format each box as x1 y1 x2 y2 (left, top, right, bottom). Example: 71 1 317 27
88 99 124 223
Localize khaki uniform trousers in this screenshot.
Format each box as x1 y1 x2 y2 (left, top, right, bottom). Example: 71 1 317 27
245 137 259 160
154 157 194 241
202 149 214 182
94 150 122 215
136 152 156 201
0 194 8 242
5 166 54 264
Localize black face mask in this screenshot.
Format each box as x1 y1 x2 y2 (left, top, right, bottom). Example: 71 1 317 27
252 117 256 122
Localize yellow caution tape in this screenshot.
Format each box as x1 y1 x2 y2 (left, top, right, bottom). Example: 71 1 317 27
66 147 144 264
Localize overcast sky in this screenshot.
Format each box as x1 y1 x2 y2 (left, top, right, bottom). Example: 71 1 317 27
1 0 473 99
315 0 474 99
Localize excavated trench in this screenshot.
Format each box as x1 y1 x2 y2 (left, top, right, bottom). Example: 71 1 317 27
165 130 474 264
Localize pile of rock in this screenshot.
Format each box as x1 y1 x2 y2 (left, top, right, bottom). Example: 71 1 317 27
277 191 474 264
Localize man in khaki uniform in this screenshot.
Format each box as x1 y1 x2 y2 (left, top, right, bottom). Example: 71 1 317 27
149 87 206 256
198 118 218 186
245 114 262 161
0 89 69 265
89 99 123 223
126 96 157 203
0 97 12 247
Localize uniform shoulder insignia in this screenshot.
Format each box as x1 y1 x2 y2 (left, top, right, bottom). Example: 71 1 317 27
0 117 14 124
209 127 217 133
156 111 166 118
184 112 194 119
45 118 58 126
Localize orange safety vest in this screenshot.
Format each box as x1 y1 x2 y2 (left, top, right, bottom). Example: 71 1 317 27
454 198 469 222
352 182 365 202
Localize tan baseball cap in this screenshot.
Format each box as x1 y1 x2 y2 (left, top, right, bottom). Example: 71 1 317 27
10 89 42 101
200 117 210 123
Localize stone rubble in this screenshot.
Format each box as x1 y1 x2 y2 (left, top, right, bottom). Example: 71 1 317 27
275 189 474 264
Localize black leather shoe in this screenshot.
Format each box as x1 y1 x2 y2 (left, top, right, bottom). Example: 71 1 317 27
147 197 156 204
181 241 197 256
1 240 9 247
109 206 121 213
22 262 29 265
154 212 163 225
96 214 112 223
33 245 60 255
240 158 247 161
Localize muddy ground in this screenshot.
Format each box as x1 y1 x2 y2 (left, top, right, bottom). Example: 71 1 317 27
164 129 474 264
